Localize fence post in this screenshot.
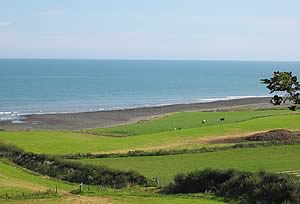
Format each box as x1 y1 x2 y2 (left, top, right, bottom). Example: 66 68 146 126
79 182 83 192
55 186 58 193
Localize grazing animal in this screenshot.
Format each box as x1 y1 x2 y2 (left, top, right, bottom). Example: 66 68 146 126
220 118 225 122
202 120 207 124
288 106 297 111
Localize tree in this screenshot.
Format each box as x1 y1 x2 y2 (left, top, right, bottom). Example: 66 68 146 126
261 71 300 111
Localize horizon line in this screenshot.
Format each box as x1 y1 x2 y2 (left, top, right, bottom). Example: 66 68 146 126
0 57 300 63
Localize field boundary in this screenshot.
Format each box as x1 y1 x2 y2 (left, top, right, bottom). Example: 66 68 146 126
63 139 300 159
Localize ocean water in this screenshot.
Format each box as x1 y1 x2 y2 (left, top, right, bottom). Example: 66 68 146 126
0 59 300 121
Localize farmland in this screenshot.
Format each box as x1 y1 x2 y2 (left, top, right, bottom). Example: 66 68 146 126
74 144 300 185
0 110 299 155
0 159 226 204
1 109 300 203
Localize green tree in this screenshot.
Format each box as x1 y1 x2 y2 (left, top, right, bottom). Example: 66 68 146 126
261 71 300 111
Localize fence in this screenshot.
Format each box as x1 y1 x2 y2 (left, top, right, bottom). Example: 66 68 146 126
0 187 59 200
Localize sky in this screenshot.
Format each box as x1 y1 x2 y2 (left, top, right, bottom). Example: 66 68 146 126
0 0 300 61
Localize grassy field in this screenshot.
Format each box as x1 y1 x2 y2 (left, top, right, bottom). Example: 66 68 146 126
0 111 299 155
73 187 226 204
0 160 226 204
87 110 291 136
0 159 75 200
1 109 300 203
3 193 226 204
74 144 300 185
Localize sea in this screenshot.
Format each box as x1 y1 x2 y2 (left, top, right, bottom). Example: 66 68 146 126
0 59 300 121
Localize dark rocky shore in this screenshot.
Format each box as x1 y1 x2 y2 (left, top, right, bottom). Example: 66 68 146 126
0 97 273 131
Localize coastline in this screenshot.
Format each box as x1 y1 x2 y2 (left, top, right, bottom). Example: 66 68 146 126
0 97 274 131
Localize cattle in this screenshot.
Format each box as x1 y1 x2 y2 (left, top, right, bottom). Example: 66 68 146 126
220 118 225 122
202 120 207 124
288 106 296 111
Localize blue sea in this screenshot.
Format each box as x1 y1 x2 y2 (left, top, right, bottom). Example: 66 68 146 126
0 59 300 121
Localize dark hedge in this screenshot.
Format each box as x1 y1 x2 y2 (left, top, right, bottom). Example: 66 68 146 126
164 168 300 204
0 143 151 188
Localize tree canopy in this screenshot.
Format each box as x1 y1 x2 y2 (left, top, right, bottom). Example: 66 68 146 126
261 71 300 110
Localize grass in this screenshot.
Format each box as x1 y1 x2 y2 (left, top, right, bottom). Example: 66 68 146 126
1 110 299 203
73 187 227 204
3 193 226 204
0 111 300 154
0 111 299 155
0 159 75 199
87 110 291 136
0 160 226 203
74 144 300 185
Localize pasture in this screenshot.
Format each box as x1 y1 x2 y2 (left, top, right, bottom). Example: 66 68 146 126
0 160 226 204
87 109 290 136
75 144 300 185
0 110 299 155
1 109 300 203
0 159 74 200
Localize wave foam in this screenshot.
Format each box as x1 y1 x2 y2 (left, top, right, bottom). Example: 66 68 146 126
0 95 268 121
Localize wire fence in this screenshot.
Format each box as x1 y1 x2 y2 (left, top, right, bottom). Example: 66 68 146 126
0 187 59 200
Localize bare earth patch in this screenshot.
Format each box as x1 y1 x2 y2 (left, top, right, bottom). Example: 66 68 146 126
62 195 115 204
207 129 300 144
246 129 299 141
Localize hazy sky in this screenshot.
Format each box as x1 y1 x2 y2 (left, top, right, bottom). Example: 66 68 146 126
0 0 300 60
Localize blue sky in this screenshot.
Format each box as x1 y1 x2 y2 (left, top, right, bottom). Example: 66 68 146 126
0 0 299 60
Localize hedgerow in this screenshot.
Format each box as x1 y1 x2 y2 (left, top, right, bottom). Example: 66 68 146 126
164 168 300 204
63 140 300 159
0 143 151 188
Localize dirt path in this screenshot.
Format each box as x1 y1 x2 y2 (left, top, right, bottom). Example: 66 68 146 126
3 195 116 204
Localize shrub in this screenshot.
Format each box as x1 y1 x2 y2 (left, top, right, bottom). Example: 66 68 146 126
164 169 300 204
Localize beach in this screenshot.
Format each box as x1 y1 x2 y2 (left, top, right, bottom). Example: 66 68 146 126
0 97 274 131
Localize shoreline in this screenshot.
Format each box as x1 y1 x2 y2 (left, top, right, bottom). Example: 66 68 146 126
0 97 273 131
0 96 269 118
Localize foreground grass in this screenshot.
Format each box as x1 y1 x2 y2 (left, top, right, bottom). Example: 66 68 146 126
0 113 299 155
73 187 226 204
75 144 300 185
0 160 227 203
4 193 226 204
0 159 75 198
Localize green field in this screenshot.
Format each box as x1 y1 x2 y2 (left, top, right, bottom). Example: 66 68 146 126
0 160 226 204
0 110 299 155
74 144 300 185
75 188 226 204
88 110 291 136
1 109 300 203
0 159 75 198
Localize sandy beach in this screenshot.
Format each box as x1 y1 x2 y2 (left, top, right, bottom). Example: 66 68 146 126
0 97 274 131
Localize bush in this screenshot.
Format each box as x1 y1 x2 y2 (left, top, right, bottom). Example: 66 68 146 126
164 169 300 204
168 169 237 194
